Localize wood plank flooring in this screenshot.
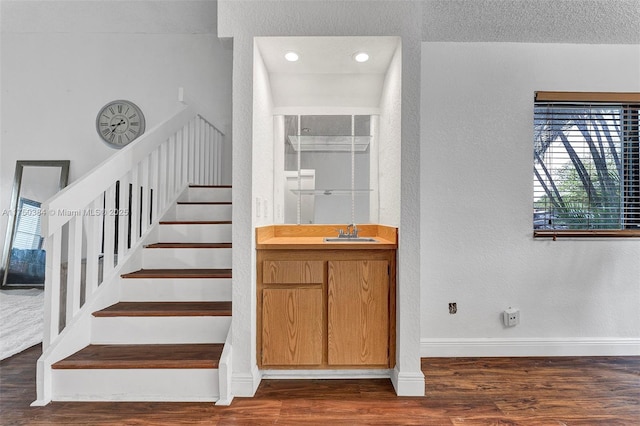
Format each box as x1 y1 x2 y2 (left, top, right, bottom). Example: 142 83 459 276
2 345 639 425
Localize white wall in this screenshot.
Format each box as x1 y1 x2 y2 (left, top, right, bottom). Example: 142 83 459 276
378 42 402 226
237 43 274 391
252 44 275 227
218 0 424 397
0 0 232 246
421 42 640 356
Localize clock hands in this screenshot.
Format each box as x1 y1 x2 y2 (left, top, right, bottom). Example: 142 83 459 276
110 119 126 133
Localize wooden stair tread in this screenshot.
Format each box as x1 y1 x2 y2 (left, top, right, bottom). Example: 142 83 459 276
145 242 232 249
52 344 223 369
93 301 232 317
159 220 232 225
177 201 231 205
122 268 232 279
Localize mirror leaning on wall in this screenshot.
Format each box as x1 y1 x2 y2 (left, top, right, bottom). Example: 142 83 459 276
1 160 70 288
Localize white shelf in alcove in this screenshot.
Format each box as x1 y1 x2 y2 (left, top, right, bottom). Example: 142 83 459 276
289 189 373 196
287 135 371 152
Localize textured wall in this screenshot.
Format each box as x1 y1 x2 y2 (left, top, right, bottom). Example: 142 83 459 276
421 42 640 356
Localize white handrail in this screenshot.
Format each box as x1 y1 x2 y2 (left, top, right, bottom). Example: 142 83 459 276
39 99 225 348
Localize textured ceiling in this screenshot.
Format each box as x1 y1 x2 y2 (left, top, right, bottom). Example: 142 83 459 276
3 0 639 43
422 0 640 44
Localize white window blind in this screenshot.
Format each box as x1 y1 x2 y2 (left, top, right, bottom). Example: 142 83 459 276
14 198 43 249
534 92 640 234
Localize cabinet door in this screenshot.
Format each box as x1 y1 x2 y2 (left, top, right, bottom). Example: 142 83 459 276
327 260 389 366
261 288 323 366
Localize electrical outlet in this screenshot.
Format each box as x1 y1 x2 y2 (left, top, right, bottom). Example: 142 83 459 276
448 303 457 314
503 308 519 327
256 197 261 218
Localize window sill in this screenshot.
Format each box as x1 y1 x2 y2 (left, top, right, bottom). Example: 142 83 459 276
534 230 640 239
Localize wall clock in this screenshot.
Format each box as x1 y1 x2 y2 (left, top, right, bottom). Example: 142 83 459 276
96 100 146 148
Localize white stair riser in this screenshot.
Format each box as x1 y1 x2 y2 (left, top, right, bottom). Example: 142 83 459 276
92 316 231 344
186 187 232 203
175 204 232 221
142 248 232 269
158 223 231 243
52 369 219 402
121 278 232 302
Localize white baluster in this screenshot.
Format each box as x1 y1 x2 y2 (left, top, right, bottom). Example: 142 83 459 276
175 127 184 191
117 174 130 262
43 230 62 347
129 164 140 248
84 197 101 295
169 133 178 195
65 215 83 324
159 141 169 213
204 121 210 185
190 118 197 184
149 148 160 223
140 156 150 235
217 130 223 186
102 185 116 277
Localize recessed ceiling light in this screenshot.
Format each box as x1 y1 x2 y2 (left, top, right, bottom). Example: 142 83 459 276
284 51 299 62
353 52 369 63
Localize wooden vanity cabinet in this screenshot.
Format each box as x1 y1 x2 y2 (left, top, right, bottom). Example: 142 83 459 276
257 250 396 369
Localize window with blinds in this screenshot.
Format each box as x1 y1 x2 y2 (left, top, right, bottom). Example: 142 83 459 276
14 198 43 249
533 92 640 237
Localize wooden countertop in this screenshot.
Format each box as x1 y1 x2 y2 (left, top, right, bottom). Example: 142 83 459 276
256 224 397 250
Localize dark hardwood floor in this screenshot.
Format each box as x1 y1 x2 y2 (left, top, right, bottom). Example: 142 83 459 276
1 344 639 425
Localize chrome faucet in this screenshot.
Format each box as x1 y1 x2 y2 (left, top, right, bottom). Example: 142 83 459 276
338 223 358 238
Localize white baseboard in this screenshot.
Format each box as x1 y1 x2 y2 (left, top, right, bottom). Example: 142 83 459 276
391 367 426 396
231 365 262 397
421 337 640 357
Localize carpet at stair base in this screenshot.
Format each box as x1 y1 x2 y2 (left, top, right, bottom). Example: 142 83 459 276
1 288 43 360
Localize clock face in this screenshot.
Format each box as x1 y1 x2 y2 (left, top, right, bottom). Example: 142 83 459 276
96 100 146 148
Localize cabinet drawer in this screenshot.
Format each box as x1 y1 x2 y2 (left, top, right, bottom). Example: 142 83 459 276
263 260 323 284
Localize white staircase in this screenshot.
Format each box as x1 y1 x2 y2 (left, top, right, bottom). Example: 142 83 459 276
50 185 232 402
